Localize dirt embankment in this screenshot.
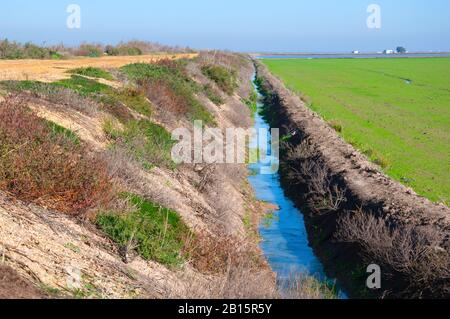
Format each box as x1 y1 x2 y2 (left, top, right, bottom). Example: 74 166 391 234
255 61 449 298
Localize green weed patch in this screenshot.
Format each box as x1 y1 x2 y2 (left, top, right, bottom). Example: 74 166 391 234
96 194 190 267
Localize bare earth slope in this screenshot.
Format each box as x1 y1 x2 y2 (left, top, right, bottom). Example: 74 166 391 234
0 265 47 299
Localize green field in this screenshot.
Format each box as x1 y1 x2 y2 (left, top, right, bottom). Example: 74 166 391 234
263 58 450 204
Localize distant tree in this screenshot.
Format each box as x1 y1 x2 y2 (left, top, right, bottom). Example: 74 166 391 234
396 46 407 54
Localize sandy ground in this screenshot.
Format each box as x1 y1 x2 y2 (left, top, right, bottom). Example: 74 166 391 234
0 53 197 82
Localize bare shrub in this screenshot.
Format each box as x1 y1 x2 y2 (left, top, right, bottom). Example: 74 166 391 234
281 273 338 299
336 209 450 298
174 261 278 299
284 140 347 214
194 163 217 193
42 88 99 116
144 79 188 115
197 51 249 73
176 260 337 299
175 229 278 299
307 163 347 213
73 43 104 57
183 230 263 275
111 41 193 55
217 268 277 299
0 96 113 214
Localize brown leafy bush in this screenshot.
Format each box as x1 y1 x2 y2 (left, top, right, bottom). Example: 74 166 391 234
0 96 113 214
144 79 188 115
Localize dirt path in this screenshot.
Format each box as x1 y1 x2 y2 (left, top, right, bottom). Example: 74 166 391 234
0 53 197 82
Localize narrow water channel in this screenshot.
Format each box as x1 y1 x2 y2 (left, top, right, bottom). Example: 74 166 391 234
247 74 346 298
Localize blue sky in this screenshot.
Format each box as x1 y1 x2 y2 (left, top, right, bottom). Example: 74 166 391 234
1 0 449 52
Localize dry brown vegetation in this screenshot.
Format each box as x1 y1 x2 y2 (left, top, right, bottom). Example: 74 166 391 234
197 51 249 73
0 96 113 214
283 139 347 215
336 209 450 298
145 79 189 115
184 230 263 275
278 139 449 298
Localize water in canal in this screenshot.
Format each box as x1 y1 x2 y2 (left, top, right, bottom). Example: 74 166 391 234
247 75 346 298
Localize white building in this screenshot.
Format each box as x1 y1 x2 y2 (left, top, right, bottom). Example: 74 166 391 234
383 49 395 54
352 50 360 54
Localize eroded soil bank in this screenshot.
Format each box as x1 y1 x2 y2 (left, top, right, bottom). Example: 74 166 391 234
254 61 449 299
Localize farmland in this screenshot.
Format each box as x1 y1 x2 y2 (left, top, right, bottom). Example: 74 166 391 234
0 53 197 83
262 58 450 204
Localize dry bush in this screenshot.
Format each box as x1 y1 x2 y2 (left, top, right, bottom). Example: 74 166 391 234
176 230 278 299
173 260 278 299
194 163 217 193
176 256 337 299
284 140 347 214
307 163 346 213
144 79 188 115
281 273 338 299
113 41 192 54
0 96 113 214
336 209 450 298
197 51 248 73
184 230 263 275
73 43 104 57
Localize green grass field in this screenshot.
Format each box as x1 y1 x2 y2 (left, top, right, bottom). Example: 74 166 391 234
263 58 450 204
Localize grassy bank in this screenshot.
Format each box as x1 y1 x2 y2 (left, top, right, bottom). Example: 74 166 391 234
263 58 450 204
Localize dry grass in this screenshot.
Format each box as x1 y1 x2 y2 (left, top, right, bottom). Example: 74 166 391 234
184 230 263 274
281 273 338 299
1 81 99 116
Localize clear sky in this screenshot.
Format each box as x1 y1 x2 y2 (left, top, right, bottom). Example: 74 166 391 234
1 0 449 52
